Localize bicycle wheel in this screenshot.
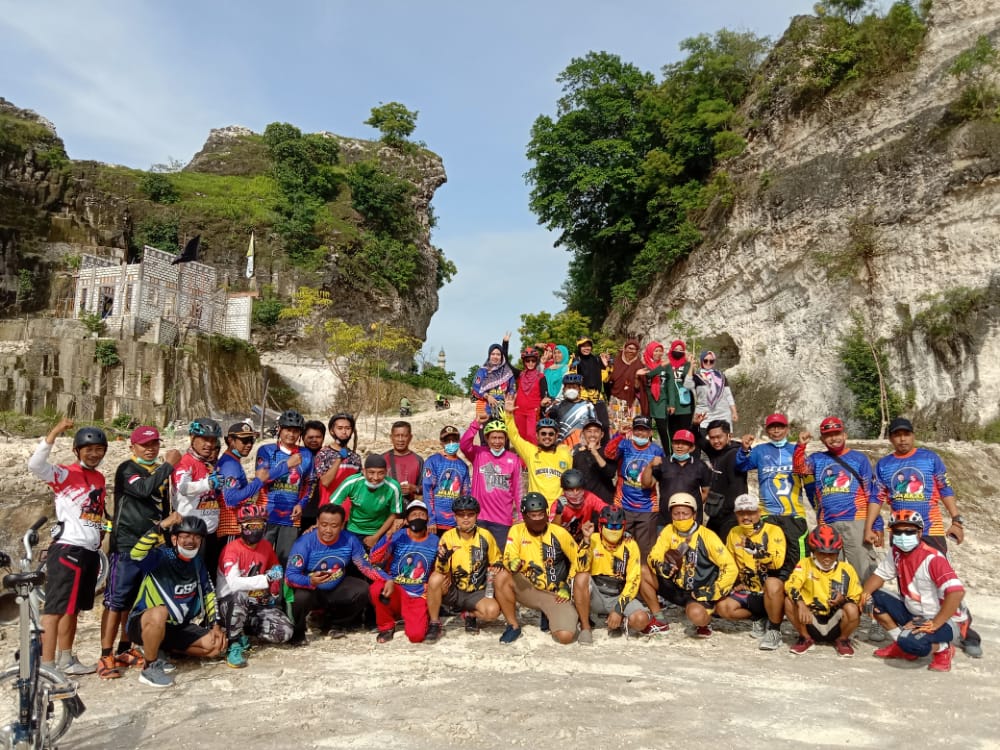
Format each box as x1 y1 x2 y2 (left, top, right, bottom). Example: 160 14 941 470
0 666 74 747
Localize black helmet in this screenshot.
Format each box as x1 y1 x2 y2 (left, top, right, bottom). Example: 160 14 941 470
520 492 548 515
277 410 305 429
562 373 584 386
599 505 626 527
169 515 208 538
189 418 222 438
452 495 480 513
73 426 108 450
560 469 584 490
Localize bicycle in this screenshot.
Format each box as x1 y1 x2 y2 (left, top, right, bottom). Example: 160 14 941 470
0 517 85 749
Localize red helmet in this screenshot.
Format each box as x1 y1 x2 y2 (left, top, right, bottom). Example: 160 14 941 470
237 505 266 524
521 346 540 360
889 508 924 530
807 524 843 554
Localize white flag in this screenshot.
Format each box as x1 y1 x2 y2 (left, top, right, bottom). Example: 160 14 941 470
245 230 255 279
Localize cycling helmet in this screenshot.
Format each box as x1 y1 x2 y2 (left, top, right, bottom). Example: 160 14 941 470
562 373 584 386
237 505 267 524
599 505 626 527
277 410 305 429
520 492 548 514
888 509 924 530
560 469 584 490
483 419 506 435
521 346 539 360
328 412 356 431
667 493 698 511
189 418 222 438
169 515 208 537
73 426 108 449
807 524 843 554
536 417 558 431
452 495 481 513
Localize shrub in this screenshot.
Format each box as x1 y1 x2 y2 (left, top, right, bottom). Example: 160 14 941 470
139 173 179 203
838 319 905 437
95 340 121 367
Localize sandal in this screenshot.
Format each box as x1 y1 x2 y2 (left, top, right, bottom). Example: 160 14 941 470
376 629 395 644
97 654 122 679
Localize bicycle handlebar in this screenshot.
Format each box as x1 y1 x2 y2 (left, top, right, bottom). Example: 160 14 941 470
23 517 47 563
30 516 48 532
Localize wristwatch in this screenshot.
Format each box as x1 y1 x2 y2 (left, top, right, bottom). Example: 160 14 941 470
951 515 965 526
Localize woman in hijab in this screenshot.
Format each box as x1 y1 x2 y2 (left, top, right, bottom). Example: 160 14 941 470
472 343 516 420
606 336 643 428
665 340 695 438
688 350 738 432
636 341 672 449
544 344 570 401
571 337 610 432
512 346 549 444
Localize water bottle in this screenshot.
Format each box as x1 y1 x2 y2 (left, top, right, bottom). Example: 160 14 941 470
484 569 496 599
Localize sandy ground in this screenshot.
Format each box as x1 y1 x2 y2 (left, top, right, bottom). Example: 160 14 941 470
1 401 998 749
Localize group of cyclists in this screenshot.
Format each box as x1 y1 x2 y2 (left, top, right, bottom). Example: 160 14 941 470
22 334 981 692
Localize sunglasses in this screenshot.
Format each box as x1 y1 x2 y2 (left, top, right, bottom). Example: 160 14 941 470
241 522 266 531
604 523 624 530
892 528 919 536
703 358 715 364
538 430 557 437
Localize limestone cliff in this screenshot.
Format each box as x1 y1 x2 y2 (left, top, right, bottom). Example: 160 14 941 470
624 0 1000 438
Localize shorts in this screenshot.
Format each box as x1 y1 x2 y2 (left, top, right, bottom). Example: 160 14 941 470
805 609 845 642
727 590 767 619
587 581 645 617
102 550 146 612
656 578 718 614
126 610 210 652
623 511 658 558
442 587 486 613
512 574 578 634
43 543 99 615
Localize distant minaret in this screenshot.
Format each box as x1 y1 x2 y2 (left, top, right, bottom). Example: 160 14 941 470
437 348 446 370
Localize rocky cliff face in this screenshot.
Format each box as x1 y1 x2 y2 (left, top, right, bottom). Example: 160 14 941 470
624 0 1000 438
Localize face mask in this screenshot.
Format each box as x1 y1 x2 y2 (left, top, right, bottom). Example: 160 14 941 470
525 517 548 535
563 388 580 400
490 447 505 457
366 480 385 491
671 452 690 461
770 438 789 448
408 518 429 533
241 527 265 545
813 555 836 572
673 518 695 533
601 528 624 544
633 436 650 447
175 544 199 561
134 456 158 466
892 533 919 552
565 493 584 508
443 442 460 456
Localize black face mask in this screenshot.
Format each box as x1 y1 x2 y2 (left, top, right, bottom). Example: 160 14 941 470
408 518 428 533
525 518 548 536
241 527 265 545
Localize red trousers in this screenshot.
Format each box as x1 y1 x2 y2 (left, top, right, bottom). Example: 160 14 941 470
369 580 428 643
514 408 539 445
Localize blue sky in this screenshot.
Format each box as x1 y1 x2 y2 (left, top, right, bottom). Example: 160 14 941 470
1 0 816 379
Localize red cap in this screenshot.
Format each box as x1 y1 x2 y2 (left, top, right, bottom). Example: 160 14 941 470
672 429 696 445
764 413 788 427
819 416 845 434
129 426 161 444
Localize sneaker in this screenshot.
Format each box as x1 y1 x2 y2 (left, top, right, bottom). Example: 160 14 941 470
962 639 984 659
759 629 782 651
608 625 624 639
463 613 480 635
376 628 395 644
499 625 522 644
867 621 887 642
60 656 96 676
425 621 443 643
539 613 550 633
750 619 766 639
116 647 146 670
789 637 816 655
327 627 347 640
226 642 247 669
138 660 175 689
960 620 983 658
97 654 122 680
928 643 955 672
237 634 253 652
834 639 855 658
642 615 670 635
693 625 713 639
578 629 593 646
873 641 918 661
156 650 177 673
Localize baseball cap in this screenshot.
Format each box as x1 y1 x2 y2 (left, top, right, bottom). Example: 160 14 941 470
439 425 460 440
672 429 696 445
129 426 160 445
582 418 605 432
632 415 653 430
227 422 256 438
819 416 844 435
764 413 788 427
733 494 758 512
405 499 429 516
887 417 914 435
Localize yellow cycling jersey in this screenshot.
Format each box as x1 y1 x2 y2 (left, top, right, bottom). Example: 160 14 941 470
785 558 863 617
434 526 502 593
725 523 787 593
579 533 642 613
503 522 578 593
648 523 736 603
504 411 572 507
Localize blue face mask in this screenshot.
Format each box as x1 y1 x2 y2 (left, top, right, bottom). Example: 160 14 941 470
892 533 919 552
671 453 690 461
490 447 505 457
632 436 650 447
770 438 789 448
443 442 460 456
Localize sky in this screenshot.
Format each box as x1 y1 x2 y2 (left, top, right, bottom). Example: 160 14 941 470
0 0 817 379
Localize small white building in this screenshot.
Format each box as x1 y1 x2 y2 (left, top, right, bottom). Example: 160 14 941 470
73 246 253 343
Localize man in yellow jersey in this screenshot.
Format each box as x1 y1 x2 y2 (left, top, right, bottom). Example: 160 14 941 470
716 494 787 651
425 495 502 641
503 394 571 508
573 505 649 644
639 493 736 638
495 492 579 644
